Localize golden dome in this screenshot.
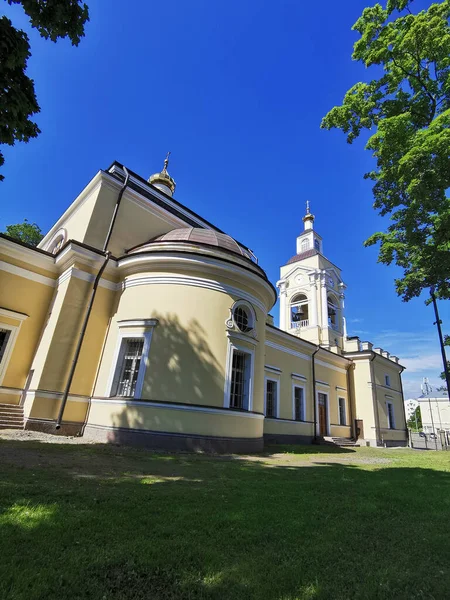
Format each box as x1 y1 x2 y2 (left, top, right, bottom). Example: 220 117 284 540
302 200 315 223
148 152 176 195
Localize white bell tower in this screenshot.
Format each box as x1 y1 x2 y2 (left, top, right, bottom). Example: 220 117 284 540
277 202 347 351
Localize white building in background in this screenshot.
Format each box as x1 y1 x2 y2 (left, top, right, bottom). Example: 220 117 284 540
417 391 450 433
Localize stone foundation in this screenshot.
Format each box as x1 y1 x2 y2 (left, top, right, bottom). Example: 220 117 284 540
83 423 264 454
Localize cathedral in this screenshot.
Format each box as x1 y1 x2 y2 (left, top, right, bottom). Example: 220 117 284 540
0 158 408 451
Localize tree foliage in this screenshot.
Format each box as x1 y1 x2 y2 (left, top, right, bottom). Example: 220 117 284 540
321 0 450 301
407 406 422 430
2 219 43 246
0 1 89 181
436 333 450 391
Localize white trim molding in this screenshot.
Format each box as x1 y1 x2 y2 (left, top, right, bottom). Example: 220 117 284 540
316 390 331 436
264 374 280 418
316 380 330 388
0 261 56 287
105 320 159 398
0 308 28 322
265 340 311 361
90 397 264 420
291 372 307 381
223 338 255 411
265 365 282 374
315 359 347 375
118 319 159 329
292 382 306 422
0 320 22 386
122 273 267 314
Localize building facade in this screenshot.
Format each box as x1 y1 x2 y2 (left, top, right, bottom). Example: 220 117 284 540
0 159 408 451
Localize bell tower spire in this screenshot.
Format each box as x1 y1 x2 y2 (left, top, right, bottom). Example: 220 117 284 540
148 152 177 196
302 200 315 231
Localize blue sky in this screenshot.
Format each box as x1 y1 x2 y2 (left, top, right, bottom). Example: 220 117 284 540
1 0 448 398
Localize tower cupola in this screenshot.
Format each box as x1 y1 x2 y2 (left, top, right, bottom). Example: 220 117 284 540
302 200 315 231
148 152 176 196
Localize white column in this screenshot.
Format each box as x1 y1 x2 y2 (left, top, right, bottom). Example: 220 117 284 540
339 292 345 334
309 273 318 326
321 273 328 329
279 281 287 331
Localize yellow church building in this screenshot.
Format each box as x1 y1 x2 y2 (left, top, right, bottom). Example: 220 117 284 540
0 158 408 451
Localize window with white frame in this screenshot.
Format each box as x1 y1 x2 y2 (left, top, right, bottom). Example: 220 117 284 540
387 401 395 429
0 321 21 385
265 379 278 418
338 397 346 425
229 349 252 410
0 329 11 365
230 301 256 334
111 338 145 397
301 238 310 252
108 319 158 399
385 374 391 387
293 386 305 421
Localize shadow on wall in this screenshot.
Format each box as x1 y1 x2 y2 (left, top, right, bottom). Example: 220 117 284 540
0 441 449 599
108 313 225 449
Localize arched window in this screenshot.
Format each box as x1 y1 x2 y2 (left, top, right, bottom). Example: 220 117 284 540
291 294 309 329
301 238 310 252
47 229 67 254
231 301 256 334
327 294 339 329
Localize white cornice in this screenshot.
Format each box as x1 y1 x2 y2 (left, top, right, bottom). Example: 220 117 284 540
265 325 316 352
117 319 159 329
0 236 56 272
265 340 311 361
315 359 347 375
90 397 264 420
226 330 258 346
265 365 282 373
122 273 267 314
316 380 330 388
119 253 274 309
291 372 307 381
0 260 56 287
0 308 28 322
57 266 117 291
124 244 262 278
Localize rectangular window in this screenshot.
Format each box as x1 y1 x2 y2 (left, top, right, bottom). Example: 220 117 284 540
230 350 251 410
387 401 395 429
265 379 277 418
115 338 144 397
0 329 11 364
294 386 305 421
385 374 391 387
338 397 346 425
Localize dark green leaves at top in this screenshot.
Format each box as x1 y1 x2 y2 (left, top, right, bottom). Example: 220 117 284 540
321 1 450 301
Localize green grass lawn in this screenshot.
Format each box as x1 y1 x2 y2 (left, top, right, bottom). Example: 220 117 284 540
0 440 449 600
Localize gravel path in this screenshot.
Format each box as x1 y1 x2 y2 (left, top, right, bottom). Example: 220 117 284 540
0 429 100 444
0 429 393 465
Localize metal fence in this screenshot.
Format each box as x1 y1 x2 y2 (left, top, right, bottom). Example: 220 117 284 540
409 430 450 451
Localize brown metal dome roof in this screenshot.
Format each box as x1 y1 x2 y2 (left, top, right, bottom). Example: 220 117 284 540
145 228 253 260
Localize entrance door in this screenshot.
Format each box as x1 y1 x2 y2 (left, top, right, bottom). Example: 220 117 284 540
318 393 327 436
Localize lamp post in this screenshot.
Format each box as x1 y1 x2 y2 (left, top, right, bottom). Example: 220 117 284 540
430 287 450 396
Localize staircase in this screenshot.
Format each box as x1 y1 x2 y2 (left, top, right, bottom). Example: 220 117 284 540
322 436 360 448
0 403 24 430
